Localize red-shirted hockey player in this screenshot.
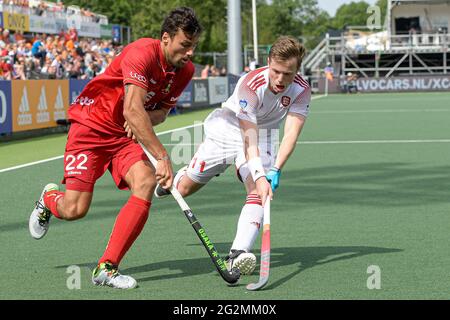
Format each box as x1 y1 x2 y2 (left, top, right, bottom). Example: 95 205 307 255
28 7 202 289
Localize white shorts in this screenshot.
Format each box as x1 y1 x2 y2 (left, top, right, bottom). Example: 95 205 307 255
186 108 277 184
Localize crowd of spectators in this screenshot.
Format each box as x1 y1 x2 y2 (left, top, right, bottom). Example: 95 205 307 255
0 28 122 80
1 1 103 22
199 64 227 78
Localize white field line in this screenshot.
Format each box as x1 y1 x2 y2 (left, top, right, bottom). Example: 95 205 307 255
0 123 204 174
313 109 450 114
147 139 450 147
0 98 328 174
0 93 440 173
297 139 450 145
3 130 448 173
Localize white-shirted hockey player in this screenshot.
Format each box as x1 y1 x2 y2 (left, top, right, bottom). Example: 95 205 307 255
154 36 311 275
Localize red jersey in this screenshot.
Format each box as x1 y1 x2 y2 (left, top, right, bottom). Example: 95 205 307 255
69 38 194 136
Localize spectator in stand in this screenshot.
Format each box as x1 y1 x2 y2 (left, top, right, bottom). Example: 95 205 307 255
13 56 27 80
40 56 52 75
51 53 64 79
32 35 46 67
240 65 250 77
68 27 78 43
200 64 210 78
210 65 219 76
45 36 55 52
85 60 99 79
16 40 28 57
0 57 13 80
14 31 25 42
2 29 12 45
0 42 8 57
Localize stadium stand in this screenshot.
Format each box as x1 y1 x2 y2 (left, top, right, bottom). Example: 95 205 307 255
0 0 121 81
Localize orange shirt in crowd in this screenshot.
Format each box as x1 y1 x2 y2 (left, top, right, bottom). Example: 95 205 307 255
66 39 74 51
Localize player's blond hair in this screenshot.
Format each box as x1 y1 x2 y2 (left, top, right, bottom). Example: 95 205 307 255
269 36 306 70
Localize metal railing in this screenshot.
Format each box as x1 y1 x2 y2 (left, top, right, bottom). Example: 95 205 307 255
303 32 450 79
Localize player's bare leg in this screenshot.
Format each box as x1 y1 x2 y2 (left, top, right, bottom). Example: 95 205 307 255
51 190 93 220
93 160 155 289
154 165 205 198
29 184 93 240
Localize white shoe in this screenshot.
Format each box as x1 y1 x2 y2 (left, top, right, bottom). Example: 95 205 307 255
92 262 137 289
154 165 188 199
226 250 257 275
29 183 59 240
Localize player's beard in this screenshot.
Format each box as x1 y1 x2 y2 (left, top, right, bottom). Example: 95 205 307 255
175 56 190 68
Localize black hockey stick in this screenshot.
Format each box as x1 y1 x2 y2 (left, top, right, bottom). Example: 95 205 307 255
140 143 241 285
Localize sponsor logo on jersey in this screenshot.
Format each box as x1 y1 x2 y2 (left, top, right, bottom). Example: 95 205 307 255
162 83 172 94
145 91 156 103
239 99 248 109
130 72 147 83
74 96 95 106
281 96 291 108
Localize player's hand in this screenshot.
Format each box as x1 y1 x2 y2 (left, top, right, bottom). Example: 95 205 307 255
123 121 137 143
266 167 281 191
256 176 273 206
155 157 174 190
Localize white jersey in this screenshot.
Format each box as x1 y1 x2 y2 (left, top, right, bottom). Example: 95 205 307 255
191 67 311 184
222 66 311 129
204 66 311 146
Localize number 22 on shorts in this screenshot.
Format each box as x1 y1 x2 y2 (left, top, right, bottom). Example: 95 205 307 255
65 154 89 174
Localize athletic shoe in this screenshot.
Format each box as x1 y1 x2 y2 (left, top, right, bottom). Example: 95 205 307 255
29 183 59 240
225 249 257 275
154 165 188 199
92 262 137 289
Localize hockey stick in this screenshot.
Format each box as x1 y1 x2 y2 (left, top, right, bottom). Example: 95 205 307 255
246 198 271 290
140 143 240 285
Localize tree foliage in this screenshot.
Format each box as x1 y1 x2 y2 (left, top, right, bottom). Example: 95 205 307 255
48 0 384 53
331 1 371 30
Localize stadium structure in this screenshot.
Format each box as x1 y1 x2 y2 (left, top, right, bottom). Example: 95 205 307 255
302 0 450 93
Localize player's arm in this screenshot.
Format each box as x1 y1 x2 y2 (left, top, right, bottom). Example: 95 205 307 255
124 105 170 140
266 112 306 190
123 84 173 188
275 112 306 170
147 105 171 126
239 118 273 205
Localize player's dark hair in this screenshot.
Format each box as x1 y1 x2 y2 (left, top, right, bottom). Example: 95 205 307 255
269 36 306 70
161 7 203 39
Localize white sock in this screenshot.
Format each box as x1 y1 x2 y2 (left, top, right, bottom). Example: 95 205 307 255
230 194 264 253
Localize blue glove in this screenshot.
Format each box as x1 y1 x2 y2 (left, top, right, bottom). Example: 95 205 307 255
266 167 281 191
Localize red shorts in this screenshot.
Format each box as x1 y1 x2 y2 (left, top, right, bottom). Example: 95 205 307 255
62 122 148 192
